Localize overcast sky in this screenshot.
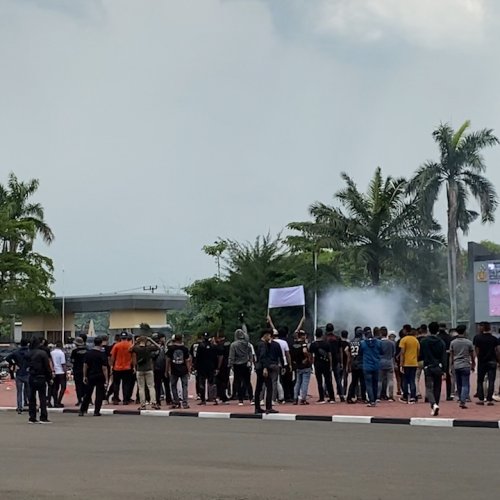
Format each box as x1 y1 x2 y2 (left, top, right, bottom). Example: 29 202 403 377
2 0 500 296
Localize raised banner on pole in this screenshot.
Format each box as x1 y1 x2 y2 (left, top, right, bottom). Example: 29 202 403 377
268 285 305 309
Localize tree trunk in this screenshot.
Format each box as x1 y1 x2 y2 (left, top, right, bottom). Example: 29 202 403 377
447 182 458 326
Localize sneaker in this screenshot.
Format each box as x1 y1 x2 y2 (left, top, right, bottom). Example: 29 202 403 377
93 412 102 417
446 396 454 401
459 402 467 409
328 399 335 404
476 401 485 406
399 398 408 404
487 401 495 406
170 404 181 410
197 401 206 406
300 399 309 405
409 399 416 405
292 400 298 406
493 395 500 402
376 399 381 403
78 411 85 417
182 404 190 409
28 419 39 424
387 398 395 402
266 409 279 414
255 408 265 414
16 408 22 415
238 402 244 406
316 400 327 405
39 420 52 424
340 396 346 402
346 399 355 404
366 403 376 408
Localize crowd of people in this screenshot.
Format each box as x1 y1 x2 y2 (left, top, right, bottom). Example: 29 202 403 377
4 318 500 423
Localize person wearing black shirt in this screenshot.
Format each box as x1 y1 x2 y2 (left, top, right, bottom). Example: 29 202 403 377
291 330 312 405
325 324 344 401
473 321 500 405
196 333 218 405
215 334 231 404
79 337 109 417
166 334 192 409
437 323 454 400
340 331 350 396
70 337 88 406
254 328 284 414
190 333 203 400
152 333 172 407
347 329 366 403
26 337 53 424
310 328 335 403
6 339 31 414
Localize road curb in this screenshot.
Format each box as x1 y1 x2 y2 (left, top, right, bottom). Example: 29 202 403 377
1 407 499 429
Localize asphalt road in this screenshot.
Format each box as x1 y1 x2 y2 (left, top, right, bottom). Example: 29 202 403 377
0 413 498 500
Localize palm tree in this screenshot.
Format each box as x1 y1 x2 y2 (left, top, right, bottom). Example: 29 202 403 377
0 173 54 253
408 121 499 325
301 167 442 286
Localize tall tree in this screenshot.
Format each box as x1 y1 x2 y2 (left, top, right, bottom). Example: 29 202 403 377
408 121 498 325
300 167 442 286
0 173 55 321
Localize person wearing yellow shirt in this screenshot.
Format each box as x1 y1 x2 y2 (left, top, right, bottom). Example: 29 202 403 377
399 326 420 404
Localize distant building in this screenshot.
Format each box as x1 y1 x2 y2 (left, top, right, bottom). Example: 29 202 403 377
19 293 187 343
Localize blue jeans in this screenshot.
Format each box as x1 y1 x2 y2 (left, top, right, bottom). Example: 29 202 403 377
294 368 312 401
16 374 30 410
454 368 470 404
403 367 417 400
364 369 379 404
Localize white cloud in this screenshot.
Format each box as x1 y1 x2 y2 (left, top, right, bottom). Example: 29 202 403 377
315 0 487 47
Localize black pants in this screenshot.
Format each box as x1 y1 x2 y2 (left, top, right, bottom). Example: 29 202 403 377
80 376 105 415
216 370 230 402
281 366 294 401
51 374 67 405
315 363 335 401
113 369 133 402
233 364 252 402
347 368 366 402
255 369 273 411
74 371 85 404
332 364 344 398
477 361 497 402
424 369 442 407
198 371 216 402
445 356 452 399
29 376 48 422
154 370 172 405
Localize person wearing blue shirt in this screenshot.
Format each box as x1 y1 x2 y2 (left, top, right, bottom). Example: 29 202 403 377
360 333 383 407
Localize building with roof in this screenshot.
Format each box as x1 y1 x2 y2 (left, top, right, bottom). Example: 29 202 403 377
19 293 188 342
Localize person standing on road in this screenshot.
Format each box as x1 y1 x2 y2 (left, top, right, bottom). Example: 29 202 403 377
291 330 311 406
196 333 218 405
378 327 395 402
6 338 31 414
110 331 134 405
79 336 109 417
437 323 454 401
190 333 203 401
347 329 366 404
50 341 67 408
325 324 344 401
166 333 191 409
473 321 500 406
153 333 172 408
228 328 253 406
214 334 231 404
310 328 335 404
360 331 382 407
415 324 428 400
26 337 53 424
254 328 283 414
399 326 419 404
131 336 161 410
450 325 475 409
70 337 88 407
340 330 350 396
419 322 446 416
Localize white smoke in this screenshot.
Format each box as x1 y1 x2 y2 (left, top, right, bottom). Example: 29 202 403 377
319 287 406 334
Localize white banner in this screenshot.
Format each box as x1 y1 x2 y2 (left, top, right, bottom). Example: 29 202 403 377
268 285 305 309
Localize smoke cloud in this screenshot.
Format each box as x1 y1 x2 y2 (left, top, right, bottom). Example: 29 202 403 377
319 287 406 335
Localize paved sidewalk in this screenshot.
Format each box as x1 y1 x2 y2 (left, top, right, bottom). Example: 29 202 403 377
1 377 499 422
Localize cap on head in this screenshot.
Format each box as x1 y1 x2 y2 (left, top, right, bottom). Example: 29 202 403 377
74 337 84 346
120 331 128 339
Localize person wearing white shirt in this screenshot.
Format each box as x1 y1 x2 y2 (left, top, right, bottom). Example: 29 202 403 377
50 341 67 408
